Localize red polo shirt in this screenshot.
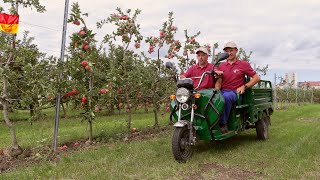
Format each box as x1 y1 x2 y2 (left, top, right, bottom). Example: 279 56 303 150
218 59 256 90
184 63 215 90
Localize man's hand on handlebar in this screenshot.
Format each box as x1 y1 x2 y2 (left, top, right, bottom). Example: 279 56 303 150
179 74 186 79
214 70 224 78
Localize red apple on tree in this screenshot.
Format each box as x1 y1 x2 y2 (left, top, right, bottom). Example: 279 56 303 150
134 42 140 49
63 93 69 98
85 65 91 71
73 20 80 25
81 61 88 67
120 15 129 20
95 105 101 112
79 30 86 36
170 26 177 31
67 91 73 96
189 37 195 43
100 89 107 94
83 44 90 50
47 95 54 101
148 45 154 53
160 31 165 38
81 96 87 105
71 89 78 95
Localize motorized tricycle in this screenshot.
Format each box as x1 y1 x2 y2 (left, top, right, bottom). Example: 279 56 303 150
166 53 273 163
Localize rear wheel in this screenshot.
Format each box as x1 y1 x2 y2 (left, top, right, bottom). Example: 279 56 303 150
172 126 193 163
255 112 269 140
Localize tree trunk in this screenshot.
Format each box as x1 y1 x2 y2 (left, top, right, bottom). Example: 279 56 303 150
2 77 22 156
108 101 115 115
88 119 93 142
295 88 298 104
61 102 67 118
144 101 148 113
73 99 79 110
30 103 35 117
153 104 159 129
127 107 132 131
1 1 23 157
88 75 94 143
311 88 314 104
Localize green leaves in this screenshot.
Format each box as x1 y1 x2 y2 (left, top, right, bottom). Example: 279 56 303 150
68 2 85 27
98 8 143 49
3 0 46 14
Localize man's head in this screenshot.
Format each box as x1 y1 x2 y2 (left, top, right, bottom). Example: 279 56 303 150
223 41 238 61
195 46 209 67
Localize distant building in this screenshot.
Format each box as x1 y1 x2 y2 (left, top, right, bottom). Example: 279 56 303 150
298 81 320 89
286 72 298 88
277 72 298 89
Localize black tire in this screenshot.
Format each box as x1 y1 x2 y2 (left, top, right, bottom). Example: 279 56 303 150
255 112 269 140
172 126 193 163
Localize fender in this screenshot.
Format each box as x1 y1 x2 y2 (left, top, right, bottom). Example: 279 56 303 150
173 120 189 128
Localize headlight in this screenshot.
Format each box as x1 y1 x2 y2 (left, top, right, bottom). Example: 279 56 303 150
176 88 190 103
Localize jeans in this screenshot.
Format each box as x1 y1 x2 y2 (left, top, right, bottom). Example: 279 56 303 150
220 90 237 125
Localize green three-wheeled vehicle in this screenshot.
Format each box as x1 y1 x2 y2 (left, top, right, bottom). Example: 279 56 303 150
167 53 273 163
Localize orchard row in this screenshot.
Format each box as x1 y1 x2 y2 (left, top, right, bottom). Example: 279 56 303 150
0 1 259 151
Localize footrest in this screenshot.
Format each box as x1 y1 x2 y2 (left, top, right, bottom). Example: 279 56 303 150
213 130 237 140
236 104 249 109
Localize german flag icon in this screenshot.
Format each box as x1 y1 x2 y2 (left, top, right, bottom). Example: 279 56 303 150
0 13 19 34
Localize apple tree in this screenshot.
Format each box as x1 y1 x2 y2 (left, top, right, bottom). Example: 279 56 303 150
8 31 52 121
67 2 103 143
0 0 45 157
144 12 182 128
97 7 144 131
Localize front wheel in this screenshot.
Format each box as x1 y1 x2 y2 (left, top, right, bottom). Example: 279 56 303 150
255 112 270 140
172 126 193 163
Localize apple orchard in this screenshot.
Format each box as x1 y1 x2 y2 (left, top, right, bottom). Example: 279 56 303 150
0 2 257 154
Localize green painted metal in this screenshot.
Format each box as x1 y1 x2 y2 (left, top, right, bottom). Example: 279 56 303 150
170 80 274 141
170 89 224 140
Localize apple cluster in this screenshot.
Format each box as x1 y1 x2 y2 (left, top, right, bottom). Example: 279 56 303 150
80 60 92 72
63 89 78 98
81 96 87 106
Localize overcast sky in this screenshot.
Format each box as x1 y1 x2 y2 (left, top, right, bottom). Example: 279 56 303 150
2 0 320 82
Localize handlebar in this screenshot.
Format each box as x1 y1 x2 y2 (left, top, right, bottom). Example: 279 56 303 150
194 71 212 90
180 70 224 91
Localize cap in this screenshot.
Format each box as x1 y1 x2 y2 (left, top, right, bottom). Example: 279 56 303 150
223 41 238 50
195 46 209 55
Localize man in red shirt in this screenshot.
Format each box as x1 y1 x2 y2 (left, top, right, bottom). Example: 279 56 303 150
180 46 221 90
217 41 260 133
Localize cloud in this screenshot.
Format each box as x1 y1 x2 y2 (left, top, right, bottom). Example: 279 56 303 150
1 0 320 73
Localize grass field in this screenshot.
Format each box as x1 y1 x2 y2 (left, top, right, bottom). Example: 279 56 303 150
0 108 168 148
1 104 320 179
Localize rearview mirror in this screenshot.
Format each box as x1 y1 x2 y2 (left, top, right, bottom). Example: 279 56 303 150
165 62 174 69
217 52 229 62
